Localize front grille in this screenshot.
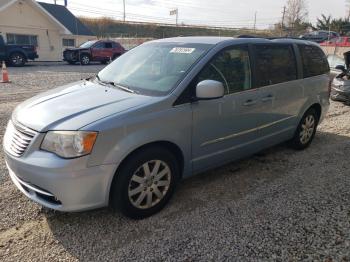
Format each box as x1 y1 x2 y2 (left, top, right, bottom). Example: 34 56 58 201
3 121 37 157
64 51 77 60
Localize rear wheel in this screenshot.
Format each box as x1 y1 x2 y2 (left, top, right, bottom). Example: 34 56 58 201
9 52 26 67
110 146 180 219
290 108 319 150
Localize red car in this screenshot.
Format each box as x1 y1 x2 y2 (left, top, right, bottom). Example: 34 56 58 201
63 40 125 65
320 37 350 47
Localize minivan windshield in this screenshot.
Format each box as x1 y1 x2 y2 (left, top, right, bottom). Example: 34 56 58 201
96 42 213 96
80 40 98 48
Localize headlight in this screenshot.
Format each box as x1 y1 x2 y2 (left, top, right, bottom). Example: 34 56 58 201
41 131 98 158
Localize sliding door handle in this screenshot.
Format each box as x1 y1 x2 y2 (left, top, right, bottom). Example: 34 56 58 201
243 99 257 106
261 94 274 102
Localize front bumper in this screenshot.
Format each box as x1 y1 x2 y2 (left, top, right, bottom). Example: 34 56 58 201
5 149 117 212
63 52 78 62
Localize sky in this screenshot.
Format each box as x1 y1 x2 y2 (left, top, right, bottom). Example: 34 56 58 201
40 0 347 29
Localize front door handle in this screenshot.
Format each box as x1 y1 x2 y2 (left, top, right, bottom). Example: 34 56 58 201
261 94 274 102
243 99 257 106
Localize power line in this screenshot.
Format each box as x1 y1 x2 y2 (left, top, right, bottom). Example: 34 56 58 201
68 1 281 26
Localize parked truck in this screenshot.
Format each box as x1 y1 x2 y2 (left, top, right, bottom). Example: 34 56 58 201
0 35 38 66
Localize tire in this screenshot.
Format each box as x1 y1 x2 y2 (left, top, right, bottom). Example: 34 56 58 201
100 60 108 65
290 108 319 150
80 54 90 65
110 146 180 219
67 61 76 65
112 54 120 60
9 52 26 67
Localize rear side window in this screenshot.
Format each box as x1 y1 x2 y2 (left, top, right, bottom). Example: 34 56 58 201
105 42 113 48
254 44 297 87
298 45 329 78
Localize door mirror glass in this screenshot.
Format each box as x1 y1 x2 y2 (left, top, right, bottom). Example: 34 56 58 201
196 80 225 100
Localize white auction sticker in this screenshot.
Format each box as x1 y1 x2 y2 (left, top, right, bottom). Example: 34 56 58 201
170 47 195 54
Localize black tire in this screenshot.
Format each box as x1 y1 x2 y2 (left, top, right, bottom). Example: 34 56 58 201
110 146 180 219
80 54 90 65
112 54 120 60
290 108 319 150
9 52 26 67
100 60 108 65
67 61 76 65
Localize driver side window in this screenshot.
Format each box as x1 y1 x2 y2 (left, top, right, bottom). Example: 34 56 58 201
198 46 252 95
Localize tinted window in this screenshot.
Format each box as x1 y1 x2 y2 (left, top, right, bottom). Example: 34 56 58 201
254 44 297 87
198 46 251 94
93 42 104 49
105 42 112 48
298 45 329 77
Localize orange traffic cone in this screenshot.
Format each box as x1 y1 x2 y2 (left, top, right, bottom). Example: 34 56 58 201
1 61 10 83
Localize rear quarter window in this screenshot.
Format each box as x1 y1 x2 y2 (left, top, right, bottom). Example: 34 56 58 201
298 45 329 78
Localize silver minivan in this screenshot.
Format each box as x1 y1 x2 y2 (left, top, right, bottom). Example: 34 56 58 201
3 37 330 219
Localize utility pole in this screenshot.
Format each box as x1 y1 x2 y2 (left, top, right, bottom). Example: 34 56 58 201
170 8 178 26
176 8 178 26
253 11 257 33
281 6 286 37
123 0 126 22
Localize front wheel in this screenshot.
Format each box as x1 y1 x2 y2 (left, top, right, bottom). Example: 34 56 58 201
80 54 90 65
290 108 319 150
110 147 180 219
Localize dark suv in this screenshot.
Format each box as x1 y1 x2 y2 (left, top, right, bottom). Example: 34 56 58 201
0 35 38 66
300 30 339 43
63 40 125 65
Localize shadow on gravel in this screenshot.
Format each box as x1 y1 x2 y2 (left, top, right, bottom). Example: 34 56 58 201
45 131 350 260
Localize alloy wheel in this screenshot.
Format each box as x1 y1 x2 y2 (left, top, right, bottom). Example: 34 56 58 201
299 115 315 145
128 160 171 209
11 54 24 65
81 56 90 65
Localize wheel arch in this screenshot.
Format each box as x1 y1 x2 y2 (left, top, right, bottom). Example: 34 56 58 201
108 140 185 203
307 103 322 121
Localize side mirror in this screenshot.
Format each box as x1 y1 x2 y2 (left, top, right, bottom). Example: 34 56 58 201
196 80 225 100
335 65 346 72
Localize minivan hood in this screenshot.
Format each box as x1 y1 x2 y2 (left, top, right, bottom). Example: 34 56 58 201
13 80 154 132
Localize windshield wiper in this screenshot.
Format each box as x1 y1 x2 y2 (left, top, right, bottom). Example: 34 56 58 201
95 75 136 94
112 83 136 93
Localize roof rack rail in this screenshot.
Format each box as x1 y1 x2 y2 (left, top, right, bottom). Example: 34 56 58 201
237 35 259 38
237 35 304 40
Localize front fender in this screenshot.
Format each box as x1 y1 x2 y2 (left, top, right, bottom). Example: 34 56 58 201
87 103 193 176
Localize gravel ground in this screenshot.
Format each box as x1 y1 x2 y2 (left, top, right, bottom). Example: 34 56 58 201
0 64 350 261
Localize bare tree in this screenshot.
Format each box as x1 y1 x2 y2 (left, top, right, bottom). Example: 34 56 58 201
285 0 308 28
